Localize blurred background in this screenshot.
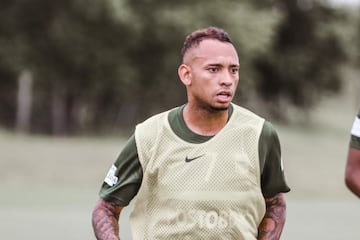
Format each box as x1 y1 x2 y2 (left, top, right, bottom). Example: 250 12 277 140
0 0 359 239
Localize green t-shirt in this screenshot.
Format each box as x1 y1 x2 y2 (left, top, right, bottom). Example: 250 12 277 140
350 109 360 149
99 104 290 206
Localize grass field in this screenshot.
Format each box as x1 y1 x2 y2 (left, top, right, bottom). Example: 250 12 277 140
1 77 359 239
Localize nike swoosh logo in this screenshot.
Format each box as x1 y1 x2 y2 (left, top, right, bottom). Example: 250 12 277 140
185 154 205 163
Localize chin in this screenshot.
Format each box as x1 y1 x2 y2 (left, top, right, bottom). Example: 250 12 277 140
209 105 229 112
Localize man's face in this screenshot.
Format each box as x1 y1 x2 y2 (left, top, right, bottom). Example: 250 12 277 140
183 39 240 111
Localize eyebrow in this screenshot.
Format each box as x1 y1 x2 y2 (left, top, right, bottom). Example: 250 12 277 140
207 63 239 68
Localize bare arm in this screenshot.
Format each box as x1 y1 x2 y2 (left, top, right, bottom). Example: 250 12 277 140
92 198 124 240
258 193 286 240
345 147 360 198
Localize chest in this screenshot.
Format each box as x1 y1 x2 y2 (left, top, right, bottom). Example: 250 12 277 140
143 132 260 193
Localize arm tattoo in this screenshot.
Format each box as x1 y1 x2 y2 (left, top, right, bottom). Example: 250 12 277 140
92 199 123 240
258 193 286 240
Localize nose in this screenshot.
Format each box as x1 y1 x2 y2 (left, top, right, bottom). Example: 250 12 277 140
220 71 234 86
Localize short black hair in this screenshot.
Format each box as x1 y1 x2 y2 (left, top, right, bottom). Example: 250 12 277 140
181 27 233 60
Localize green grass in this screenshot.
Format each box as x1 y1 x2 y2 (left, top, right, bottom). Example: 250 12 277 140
0 76 359 239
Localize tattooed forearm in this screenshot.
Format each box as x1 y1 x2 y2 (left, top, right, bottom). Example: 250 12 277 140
258 193 286 240
92 199 123 240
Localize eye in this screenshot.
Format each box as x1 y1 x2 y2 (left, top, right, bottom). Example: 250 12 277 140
230 67 239 74
208 67 219 73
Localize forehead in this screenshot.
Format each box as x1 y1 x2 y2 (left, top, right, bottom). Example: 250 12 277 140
184 39 239 65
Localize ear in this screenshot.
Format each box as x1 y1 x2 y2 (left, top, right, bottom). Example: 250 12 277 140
178 64 191 86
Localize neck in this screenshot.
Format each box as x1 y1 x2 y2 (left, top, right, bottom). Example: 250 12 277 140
183 104 229 136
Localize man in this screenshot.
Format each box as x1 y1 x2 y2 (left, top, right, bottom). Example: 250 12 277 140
92 26 290 240
345 108 360 197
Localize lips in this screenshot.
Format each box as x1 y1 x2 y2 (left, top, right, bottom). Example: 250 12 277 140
216 90 232 97
216 90 232 102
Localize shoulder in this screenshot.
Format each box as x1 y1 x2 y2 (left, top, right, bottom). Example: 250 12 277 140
135 107 180 144
231 104 265 130
351 109 360 149
351 110 360 137
261 121 279 140
259 121 280 158
231 103 264 120
231 104 279 141
137 110 170 127
135 109 173 134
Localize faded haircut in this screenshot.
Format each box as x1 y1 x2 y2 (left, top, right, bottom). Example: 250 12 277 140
181 26 233 61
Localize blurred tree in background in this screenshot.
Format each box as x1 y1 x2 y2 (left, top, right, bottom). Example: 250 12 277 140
253 0 347 120
0 0 357 135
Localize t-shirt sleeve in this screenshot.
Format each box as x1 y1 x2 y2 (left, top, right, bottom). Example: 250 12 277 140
350 109 360 150
99 134 143 206
259 121 290 198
